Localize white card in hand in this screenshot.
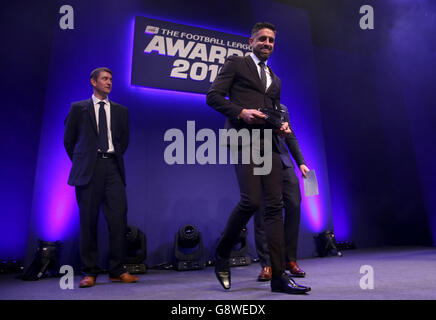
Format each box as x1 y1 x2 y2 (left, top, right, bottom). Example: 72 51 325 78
303 170 319 197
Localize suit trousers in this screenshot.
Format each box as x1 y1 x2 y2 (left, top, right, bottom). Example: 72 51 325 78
216 151 285 277
75 156 127 277
254 164 302 267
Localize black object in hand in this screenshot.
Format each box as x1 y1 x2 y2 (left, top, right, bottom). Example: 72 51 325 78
258 107 284 129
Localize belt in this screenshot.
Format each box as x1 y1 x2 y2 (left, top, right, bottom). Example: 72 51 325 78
98 152 115 159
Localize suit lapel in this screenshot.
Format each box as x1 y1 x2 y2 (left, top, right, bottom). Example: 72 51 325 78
87 99 98 135
245 55 279 93
245 55 265 92
266 65 277 93
109 100 116 134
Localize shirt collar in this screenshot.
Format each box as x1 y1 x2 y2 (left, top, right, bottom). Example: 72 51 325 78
92 94 109 106
250 52 268 67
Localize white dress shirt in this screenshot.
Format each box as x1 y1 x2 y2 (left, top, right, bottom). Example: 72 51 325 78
92 94 115 153
250 52 272 91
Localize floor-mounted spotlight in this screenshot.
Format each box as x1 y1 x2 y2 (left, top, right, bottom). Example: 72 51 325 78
314 230 342 257
229 227 251 267
125 225 147 274
174 224 205 271
22 240 61 281
0 260 23 274
337 240 356 251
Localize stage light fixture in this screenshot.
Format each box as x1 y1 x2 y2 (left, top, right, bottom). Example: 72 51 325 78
337 240 356 251
22 240 61 281
314 230 342 257
125 225 147 274
0 259 23 274
229 227 251 267
174 224 206 271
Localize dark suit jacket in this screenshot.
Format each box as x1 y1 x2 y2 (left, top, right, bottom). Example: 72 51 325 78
206 55 281 132
276 104 306 169
64 98 129 186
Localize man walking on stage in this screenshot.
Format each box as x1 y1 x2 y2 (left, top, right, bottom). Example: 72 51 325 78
64 67 138 288
206 22 311 294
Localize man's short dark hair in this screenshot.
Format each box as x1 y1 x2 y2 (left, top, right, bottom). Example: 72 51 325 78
90 67 112 81
251 22 276 36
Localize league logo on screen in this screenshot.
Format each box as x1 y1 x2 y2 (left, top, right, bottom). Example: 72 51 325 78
131 16 251 94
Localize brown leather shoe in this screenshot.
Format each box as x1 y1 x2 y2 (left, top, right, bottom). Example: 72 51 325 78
79 276 96 288
109 272 139 283
257 266 272 281
286 261 306 278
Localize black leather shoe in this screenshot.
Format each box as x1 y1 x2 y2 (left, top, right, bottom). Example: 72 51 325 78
271 273 311 294
214 254 231 290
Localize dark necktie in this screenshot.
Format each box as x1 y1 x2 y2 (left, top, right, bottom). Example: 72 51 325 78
258 61 267 91
98 101 109 152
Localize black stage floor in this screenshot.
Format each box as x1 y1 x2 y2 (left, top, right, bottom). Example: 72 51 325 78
1 246 435 300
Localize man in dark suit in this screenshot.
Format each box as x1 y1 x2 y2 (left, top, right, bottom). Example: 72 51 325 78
64 67 138 288
206 22 310 294
255 104 309 282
